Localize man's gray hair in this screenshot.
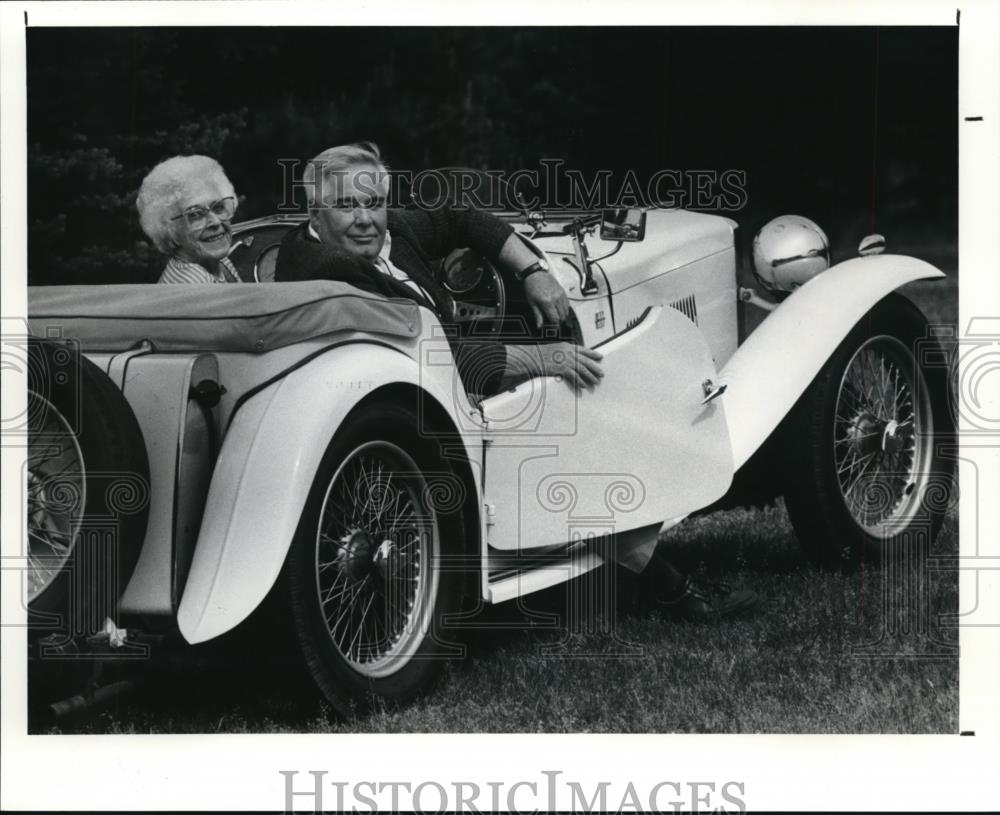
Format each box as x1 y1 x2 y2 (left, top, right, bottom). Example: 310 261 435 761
303 141 389 206
136 155 236 254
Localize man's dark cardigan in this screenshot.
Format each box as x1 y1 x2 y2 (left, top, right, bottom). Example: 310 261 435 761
275 207 516 395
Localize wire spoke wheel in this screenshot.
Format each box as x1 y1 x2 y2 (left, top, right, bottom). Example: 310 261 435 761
833 336 932 538
24 338 148 661
26 393 86 604
287 400 467 716
314 441 438 677
782 295 951 567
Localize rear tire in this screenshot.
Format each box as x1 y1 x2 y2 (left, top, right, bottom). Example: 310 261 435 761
26 338 149 707
286 402 468 716
782 294 952 568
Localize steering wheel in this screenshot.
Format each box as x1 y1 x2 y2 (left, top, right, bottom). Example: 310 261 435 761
438 249 506 337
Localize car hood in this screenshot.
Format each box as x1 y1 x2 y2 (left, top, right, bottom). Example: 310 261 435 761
532 209 736 294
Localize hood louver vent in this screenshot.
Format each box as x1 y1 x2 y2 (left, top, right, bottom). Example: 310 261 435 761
624 295 697 331
669 294 698 325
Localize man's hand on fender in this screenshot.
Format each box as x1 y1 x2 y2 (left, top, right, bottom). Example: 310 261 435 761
503 342 604 391
524 272 570 328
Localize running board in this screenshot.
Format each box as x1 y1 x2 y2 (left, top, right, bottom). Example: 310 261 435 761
487 544 606 604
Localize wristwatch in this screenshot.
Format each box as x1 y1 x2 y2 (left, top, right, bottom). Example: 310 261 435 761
514 258 550 282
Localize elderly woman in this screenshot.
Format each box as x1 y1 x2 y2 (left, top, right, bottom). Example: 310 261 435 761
136 155 241 284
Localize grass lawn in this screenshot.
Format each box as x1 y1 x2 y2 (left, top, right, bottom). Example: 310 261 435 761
37 502 958 735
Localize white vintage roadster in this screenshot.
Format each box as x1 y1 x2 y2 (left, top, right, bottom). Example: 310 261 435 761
24 207 952 714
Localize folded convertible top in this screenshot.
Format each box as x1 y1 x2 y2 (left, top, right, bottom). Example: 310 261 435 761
27 281 423 353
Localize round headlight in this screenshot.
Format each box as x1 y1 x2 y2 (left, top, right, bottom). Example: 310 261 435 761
752 215 830 292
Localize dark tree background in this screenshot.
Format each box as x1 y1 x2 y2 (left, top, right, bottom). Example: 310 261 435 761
26 27 957 284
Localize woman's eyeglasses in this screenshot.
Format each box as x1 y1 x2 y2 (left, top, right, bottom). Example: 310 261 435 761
171 197 237 231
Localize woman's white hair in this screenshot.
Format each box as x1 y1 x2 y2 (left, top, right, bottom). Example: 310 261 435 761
303 141 389 206
136 155 235 254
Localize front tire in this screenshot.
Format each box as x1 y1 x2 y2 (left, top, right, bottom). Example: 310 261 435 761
782 294 952 567
286 402 467 716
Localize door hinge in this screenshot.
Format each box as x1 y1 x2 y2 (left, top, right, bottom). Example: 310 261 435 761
484 503 497 527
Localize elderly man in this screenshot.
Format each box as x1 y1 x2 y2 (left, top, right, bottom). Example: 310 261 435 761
275 142 604 395
276 142 758 622
137 155 241 284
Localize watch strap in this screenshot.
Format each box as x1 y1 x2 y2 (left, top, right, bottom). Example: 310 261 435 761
515 260 548 282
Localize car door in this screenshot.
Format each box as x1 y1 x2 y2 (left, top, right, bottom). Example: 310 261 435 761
480 305 734 551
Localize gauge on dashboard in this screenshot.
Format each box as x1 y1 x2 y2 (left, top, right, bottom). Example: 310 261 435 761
440 249 486 295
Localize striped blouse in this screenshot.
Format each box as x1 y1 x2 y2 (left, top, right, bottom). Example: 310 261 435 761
158 256 241 284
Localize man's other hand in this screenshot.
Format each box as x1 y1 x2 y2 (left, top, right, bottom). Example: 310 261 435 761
524 272 570 327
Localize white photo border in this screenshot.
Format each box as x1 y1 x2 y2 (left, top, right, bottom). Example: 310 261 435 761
2 0 997 811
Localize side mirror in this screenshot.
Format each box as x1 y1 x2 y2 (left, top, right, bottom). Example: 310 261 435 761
600 208 647 242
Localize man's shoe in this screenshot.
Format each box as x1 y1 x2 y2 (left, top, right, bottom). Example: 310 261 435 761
654 576 759 623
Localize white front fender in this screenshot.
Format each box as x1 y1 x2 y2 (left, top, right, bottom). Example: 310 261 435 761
176 342 474 645
720 254 945 470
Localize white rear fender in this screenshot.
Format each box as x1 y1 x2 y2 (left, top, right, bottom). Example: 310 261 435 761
176 341 475 645
720 254 944 470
